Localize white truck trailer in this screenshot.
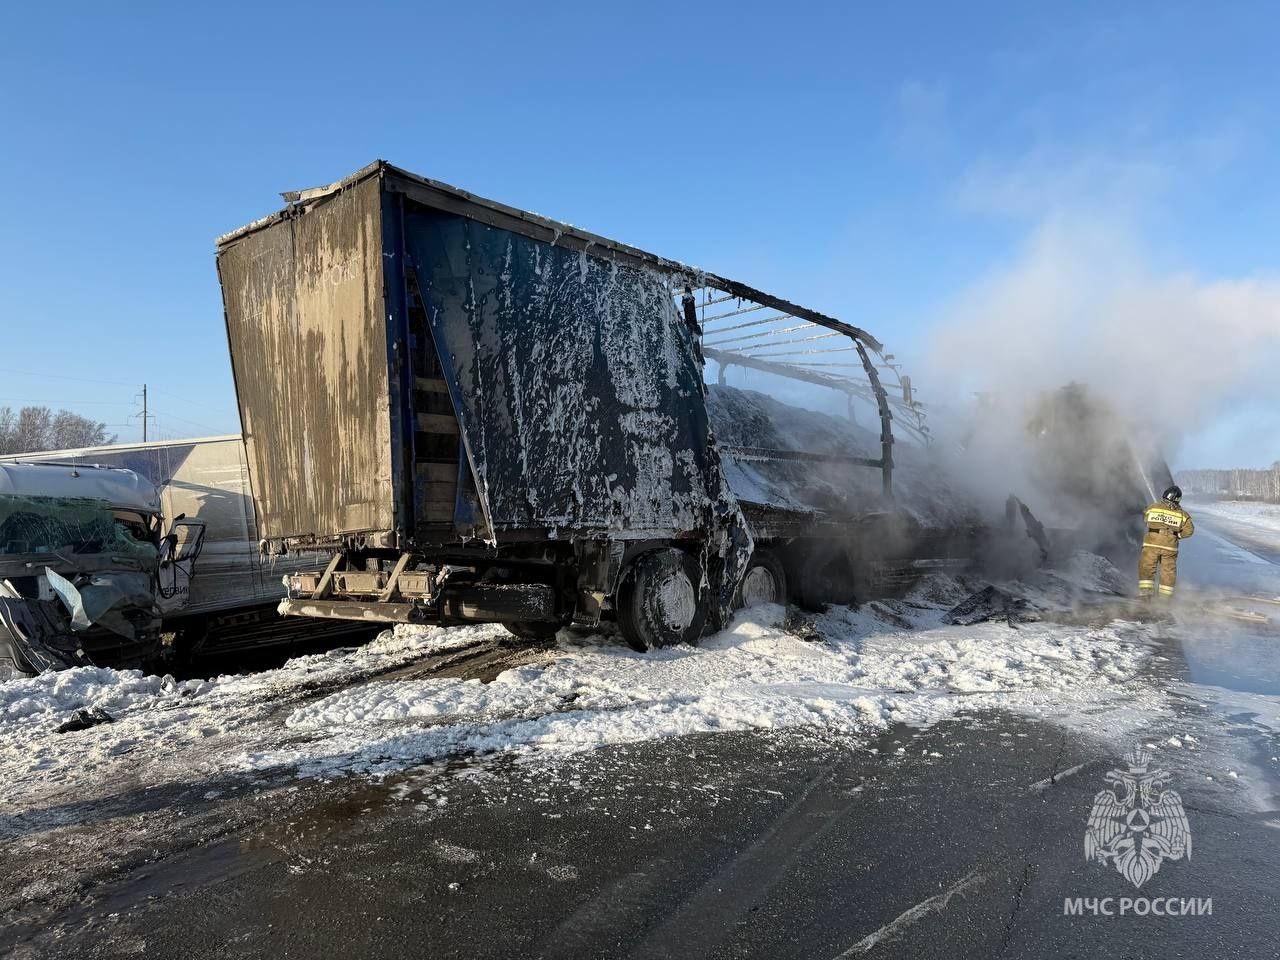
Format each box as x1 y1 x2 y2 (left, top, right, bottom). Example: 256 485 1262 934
2 436 361 663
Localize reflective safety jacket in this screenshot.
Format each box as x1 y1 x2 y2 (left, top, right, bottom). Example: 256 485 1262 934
1142 500 1195 552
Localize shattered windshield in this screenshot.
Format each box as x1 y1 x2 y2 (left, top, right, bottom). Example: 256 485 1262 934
0 494 157 560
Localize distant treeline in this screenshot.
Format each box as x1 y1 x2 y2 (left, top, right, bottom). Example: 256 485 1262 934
0 405 116 455
1176 464 1280 503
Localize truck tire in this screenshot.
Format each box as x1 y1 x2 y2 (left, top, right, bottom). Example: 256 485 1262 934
617 549 706 652
790 541 858 611
734 549 788 609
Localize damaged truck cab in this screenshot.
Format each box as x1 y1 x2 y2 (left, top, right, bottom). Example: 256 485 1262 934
217 162 922 650
0 462 202 677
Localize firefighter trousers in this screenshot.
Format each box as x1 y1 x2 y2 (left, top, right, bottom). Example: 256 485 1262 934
1138 544 1178 597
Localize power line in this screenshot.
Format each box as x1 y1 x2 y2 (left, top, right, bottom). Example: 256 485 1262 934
0 397 135 406
147 385 234 414
0 368 233 417
0 367 136 388
155 411 232 434
0 394 231 437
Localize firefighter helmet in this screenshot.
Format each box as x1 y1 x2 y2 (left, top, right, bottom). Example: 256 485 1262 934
1163 484 1183 504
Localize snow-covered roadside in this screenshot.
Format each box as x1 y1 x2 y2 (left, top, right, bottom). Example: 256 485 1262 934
1191 499 1280 543
261 604 1155 780
1178 498 1280 597
0 561 1164 811
0 627 487 806
0 627 481 725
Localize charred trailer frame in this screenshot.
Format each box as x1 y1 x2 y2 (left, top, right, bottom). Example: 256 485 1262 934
216 162 914 650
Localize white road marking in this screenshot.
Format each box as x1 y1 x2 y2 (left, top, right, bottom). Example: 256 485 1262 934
832 868 988 957
1028 762 1087 793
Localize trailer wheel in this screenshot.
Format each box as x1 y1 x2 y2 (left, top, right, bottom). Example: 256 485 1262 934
617 549 706 652
734 549 788 609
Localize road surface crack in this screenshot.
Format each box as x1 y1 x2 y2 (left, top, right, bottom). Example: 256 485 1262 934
998 860 1035 955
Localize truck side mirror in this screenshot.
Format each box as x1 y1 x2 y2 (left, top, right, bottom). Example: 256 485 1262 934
174 520 206 563
161 519 206 565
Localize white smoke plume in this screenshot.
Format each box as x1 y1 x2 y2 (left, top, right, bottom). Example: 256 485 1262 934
919 215 1280 551
928 217 1280 459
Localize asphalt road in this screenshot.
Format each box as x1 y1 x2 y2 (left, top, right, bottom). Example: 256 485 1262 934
4 665 1279 959
1191 506 1280 567
3 521 1278 960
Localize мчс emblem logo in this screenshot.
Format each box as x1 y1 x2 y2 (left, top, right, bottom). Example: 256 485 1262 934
1085 747 1191 888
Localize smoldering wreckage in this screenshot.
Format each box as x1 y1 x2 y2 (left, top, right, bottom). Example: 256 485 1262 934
0 161 1174 684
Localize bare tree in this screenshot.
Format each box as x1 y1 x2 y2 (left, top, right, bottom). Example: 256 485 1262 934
14 406 51 452
50 409 116 450
0 406 116 454
0 407 13 454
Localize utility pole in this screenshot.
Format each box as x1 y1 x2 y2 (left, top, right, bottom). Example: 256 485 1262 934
133 384 151 442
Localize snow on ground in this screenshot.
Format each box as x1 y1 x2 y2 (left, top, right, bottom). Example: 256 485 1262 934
1179 498 1280 597
1192 499 1280 541
1178 684 1280 734
0 559 1166 813
0 627 484 808
262 605 1152 779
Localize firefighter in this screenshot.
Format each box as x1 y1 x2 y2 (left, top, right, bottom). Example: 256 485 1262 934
1138 485 1194 600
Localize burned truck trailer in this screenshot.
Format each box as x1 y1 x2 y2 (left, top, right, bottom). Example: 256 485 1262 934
217 161 924 650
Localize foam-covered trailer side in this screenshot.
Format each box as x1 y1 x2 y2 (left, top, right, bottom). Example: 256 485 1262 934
398 199 720 539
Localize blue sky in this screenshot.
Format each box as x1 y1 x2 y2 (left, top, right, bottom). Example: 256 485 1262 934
2 2 1276 467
